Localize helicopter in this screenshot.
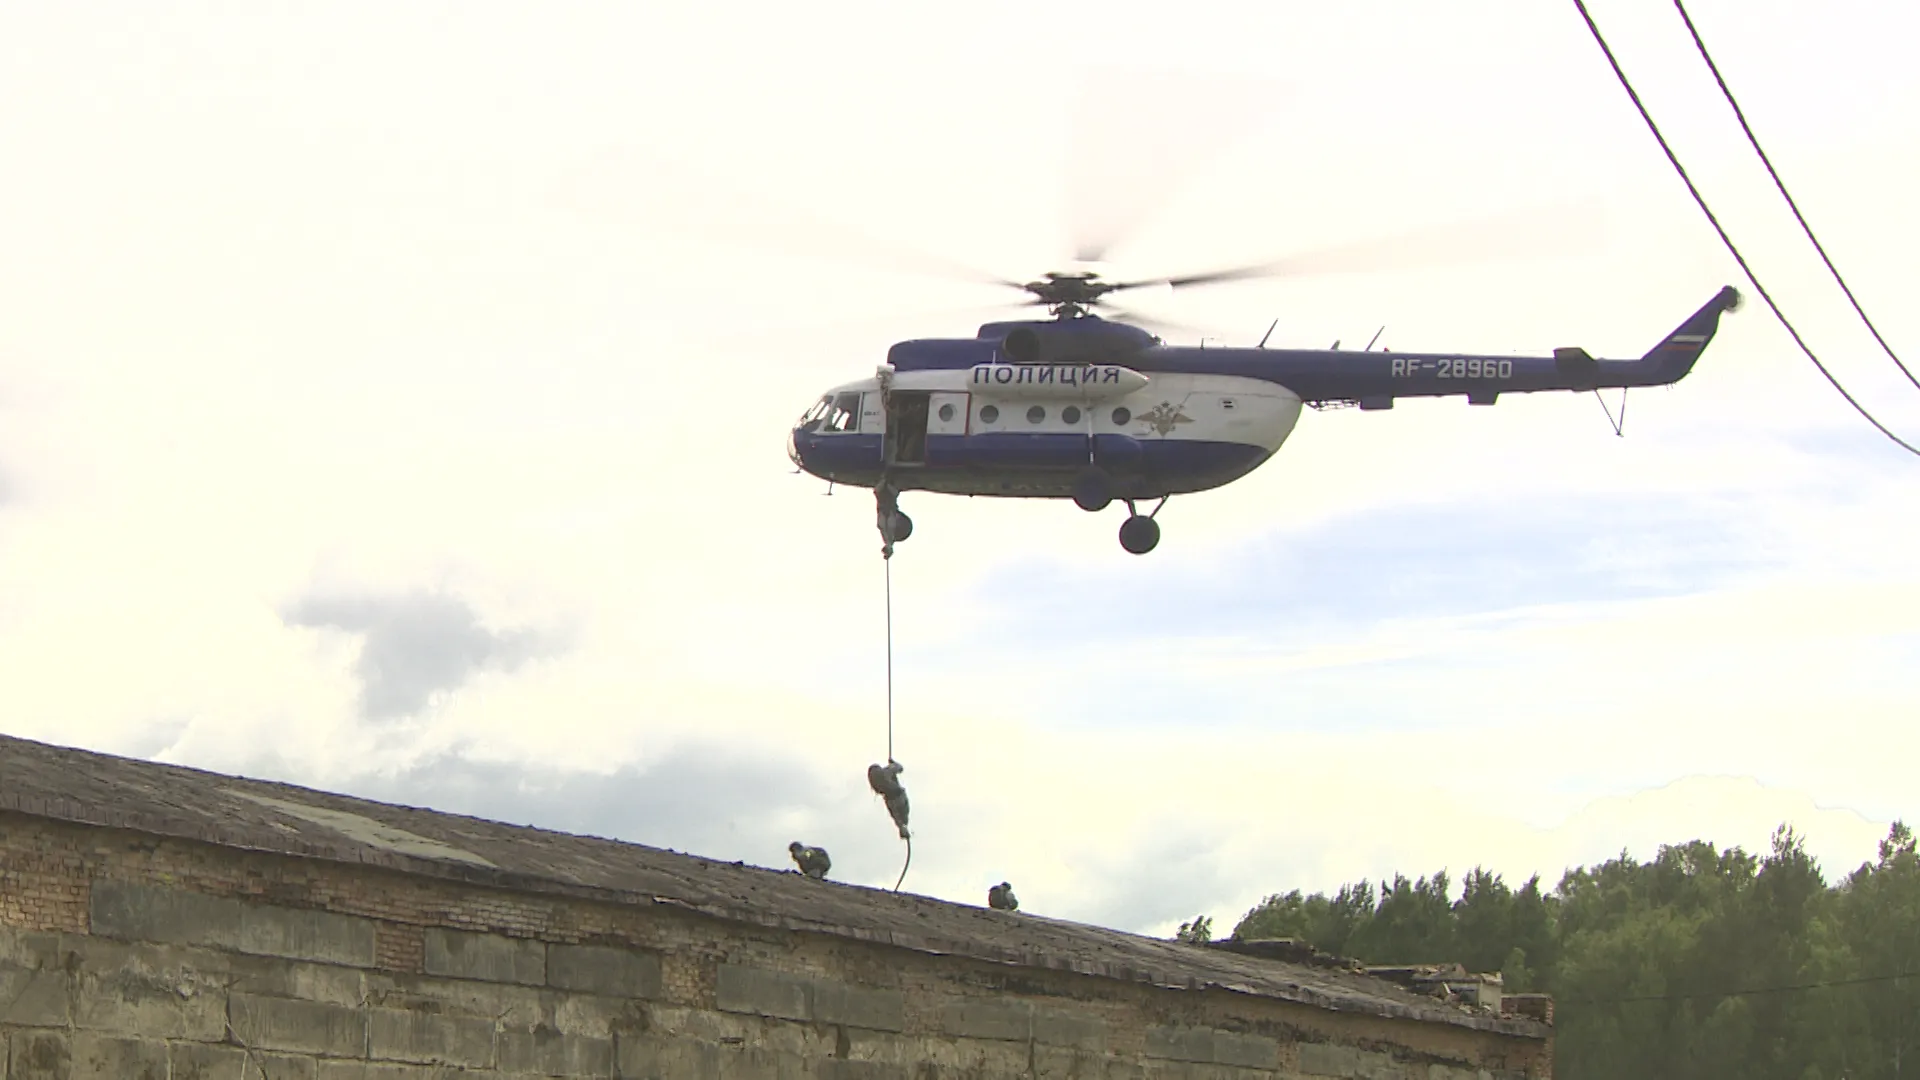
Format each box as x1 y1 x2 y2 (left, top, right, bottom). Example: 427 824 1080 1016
787 263 1743 555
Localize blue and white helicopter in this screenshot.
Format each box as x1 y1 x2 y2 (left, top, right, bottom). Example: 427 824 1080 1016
788 264 1742 556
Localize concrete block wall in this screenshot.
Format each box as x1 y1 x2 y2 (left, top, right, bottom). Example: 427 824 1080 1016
0 815 1552 1079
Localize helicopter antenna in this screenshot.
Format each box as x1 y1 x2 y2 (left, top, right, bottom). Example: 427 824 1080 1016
1364 325 1387 351
1257 319 1278 348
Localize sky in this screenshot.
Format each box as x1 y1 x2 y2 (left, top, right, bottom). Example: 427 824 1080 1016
0 0 1916 940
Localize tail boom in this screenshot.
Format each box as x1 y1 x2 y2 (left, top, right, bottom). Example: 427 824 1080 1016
1130 286 1743 408
1261 286 1743 406
1549 285 1742 391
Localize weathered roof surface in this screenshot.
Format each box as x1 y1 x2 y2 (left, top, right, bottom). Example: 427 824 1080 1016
0 734 1546 1038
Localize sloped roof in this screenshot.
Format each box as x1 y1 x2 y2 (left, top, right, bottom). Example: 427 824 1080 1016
0 734 1544 1038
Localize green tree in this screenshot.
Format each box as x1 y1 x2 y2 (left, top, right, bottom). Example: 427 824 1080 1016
1233 889 1314 940
1233 881 1376 958
1729 827 1831 1080
1352 871 1456 964
1453 867 1516 976
1833 821 1920 1080
1225 821 1915 1080
1506 874 1558 993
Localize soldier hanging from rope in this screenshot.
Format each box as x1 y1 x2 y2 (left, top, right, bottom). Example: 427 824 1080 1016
876 485 899 560
867 759 910 839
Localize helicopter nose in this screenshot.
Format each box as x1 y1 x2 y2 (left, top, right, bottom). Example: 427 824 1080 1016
786 427 806 471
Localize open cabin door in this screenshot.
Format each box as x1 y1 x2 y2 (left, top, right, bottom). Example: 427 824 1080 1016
882 391 931 467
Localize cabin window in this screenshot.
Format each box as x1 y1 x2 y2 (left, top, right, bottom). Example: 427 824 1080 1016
1062 406 1082 425
823 392 862 433
937 403 955 423
1027 405 1046 424
1112 406 1131 425
980 404 999 424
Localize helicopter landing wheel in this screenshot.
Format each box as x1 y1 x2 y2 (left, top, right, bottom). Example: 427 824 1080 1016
887 510 913 544
1118 514 1159 555
875 486 912 552
1071 468 1112 512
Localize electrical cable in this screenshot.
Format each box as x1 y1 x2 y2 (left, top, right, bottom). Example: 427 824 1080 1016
1672 0 1920 393
1571 0 1920 459
1566 968 1917 1006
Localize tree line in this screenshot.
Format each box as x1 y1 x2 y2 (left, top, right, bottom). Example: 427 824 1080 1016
1220 822 1918 1080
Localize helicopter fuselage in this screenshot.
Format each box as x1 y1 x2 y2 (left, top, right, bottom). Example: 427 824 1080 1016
789 365 1300 501
787 286 1741 552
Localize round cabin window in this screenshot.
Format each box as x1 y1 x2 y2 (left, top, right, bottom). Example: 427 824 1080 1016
937 403 955 422
1112 406 1131 425
1027 405 1046 424
1062 405 1082 425
980 404 999 423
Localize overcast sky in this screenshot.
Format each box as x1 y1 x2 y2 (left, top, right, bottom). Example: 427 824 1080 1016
1 0 1915 938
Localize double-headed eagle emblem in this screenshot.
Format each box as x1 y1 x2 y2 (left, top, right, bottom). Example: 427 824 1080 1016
1136 401 1192 437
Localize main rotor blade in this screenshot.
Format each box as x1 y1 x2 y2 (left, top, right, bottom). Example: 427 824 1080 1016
1106 198 1610 293
559 147 1027 294
1064 68 1292 265
714 299 1042 351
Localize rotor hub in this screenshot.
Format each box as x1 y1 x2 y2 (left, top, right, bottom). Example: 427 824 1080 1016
1021 271 1118 318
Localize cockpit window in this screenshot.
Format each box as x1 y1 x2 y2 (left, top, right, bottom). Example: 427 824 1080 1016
797 392 864 434
796 396 833 433
823 392 863 433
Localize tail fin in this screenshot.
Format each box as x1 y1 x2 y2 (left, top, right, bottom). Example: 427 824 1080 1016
1639 286 1743 383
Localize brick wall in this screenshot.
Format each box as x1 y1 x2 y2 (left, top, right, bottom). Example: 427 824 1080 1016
0 813 1552 1078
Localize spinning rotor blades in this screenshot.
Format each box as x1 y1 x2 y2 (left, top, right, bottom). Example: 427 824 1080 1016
578 147 1024 295
1064 69 1293 265
580 75 1609 339
1103 198 1610 295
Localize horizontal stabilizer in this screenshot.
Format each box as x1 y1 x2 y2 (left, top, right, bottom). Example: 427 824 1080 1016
1554 346 1599 387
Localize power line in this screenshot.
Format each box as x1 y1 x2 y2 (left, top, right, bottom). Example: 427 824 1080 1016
1671 0 1920 394
1568 969 1916 1007
1570 0 1920 459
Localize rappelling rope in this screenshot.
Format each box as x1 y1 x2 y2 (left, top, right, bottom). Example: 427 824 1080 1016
884 553 894 763
883 548 911 892
876 364 908 892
